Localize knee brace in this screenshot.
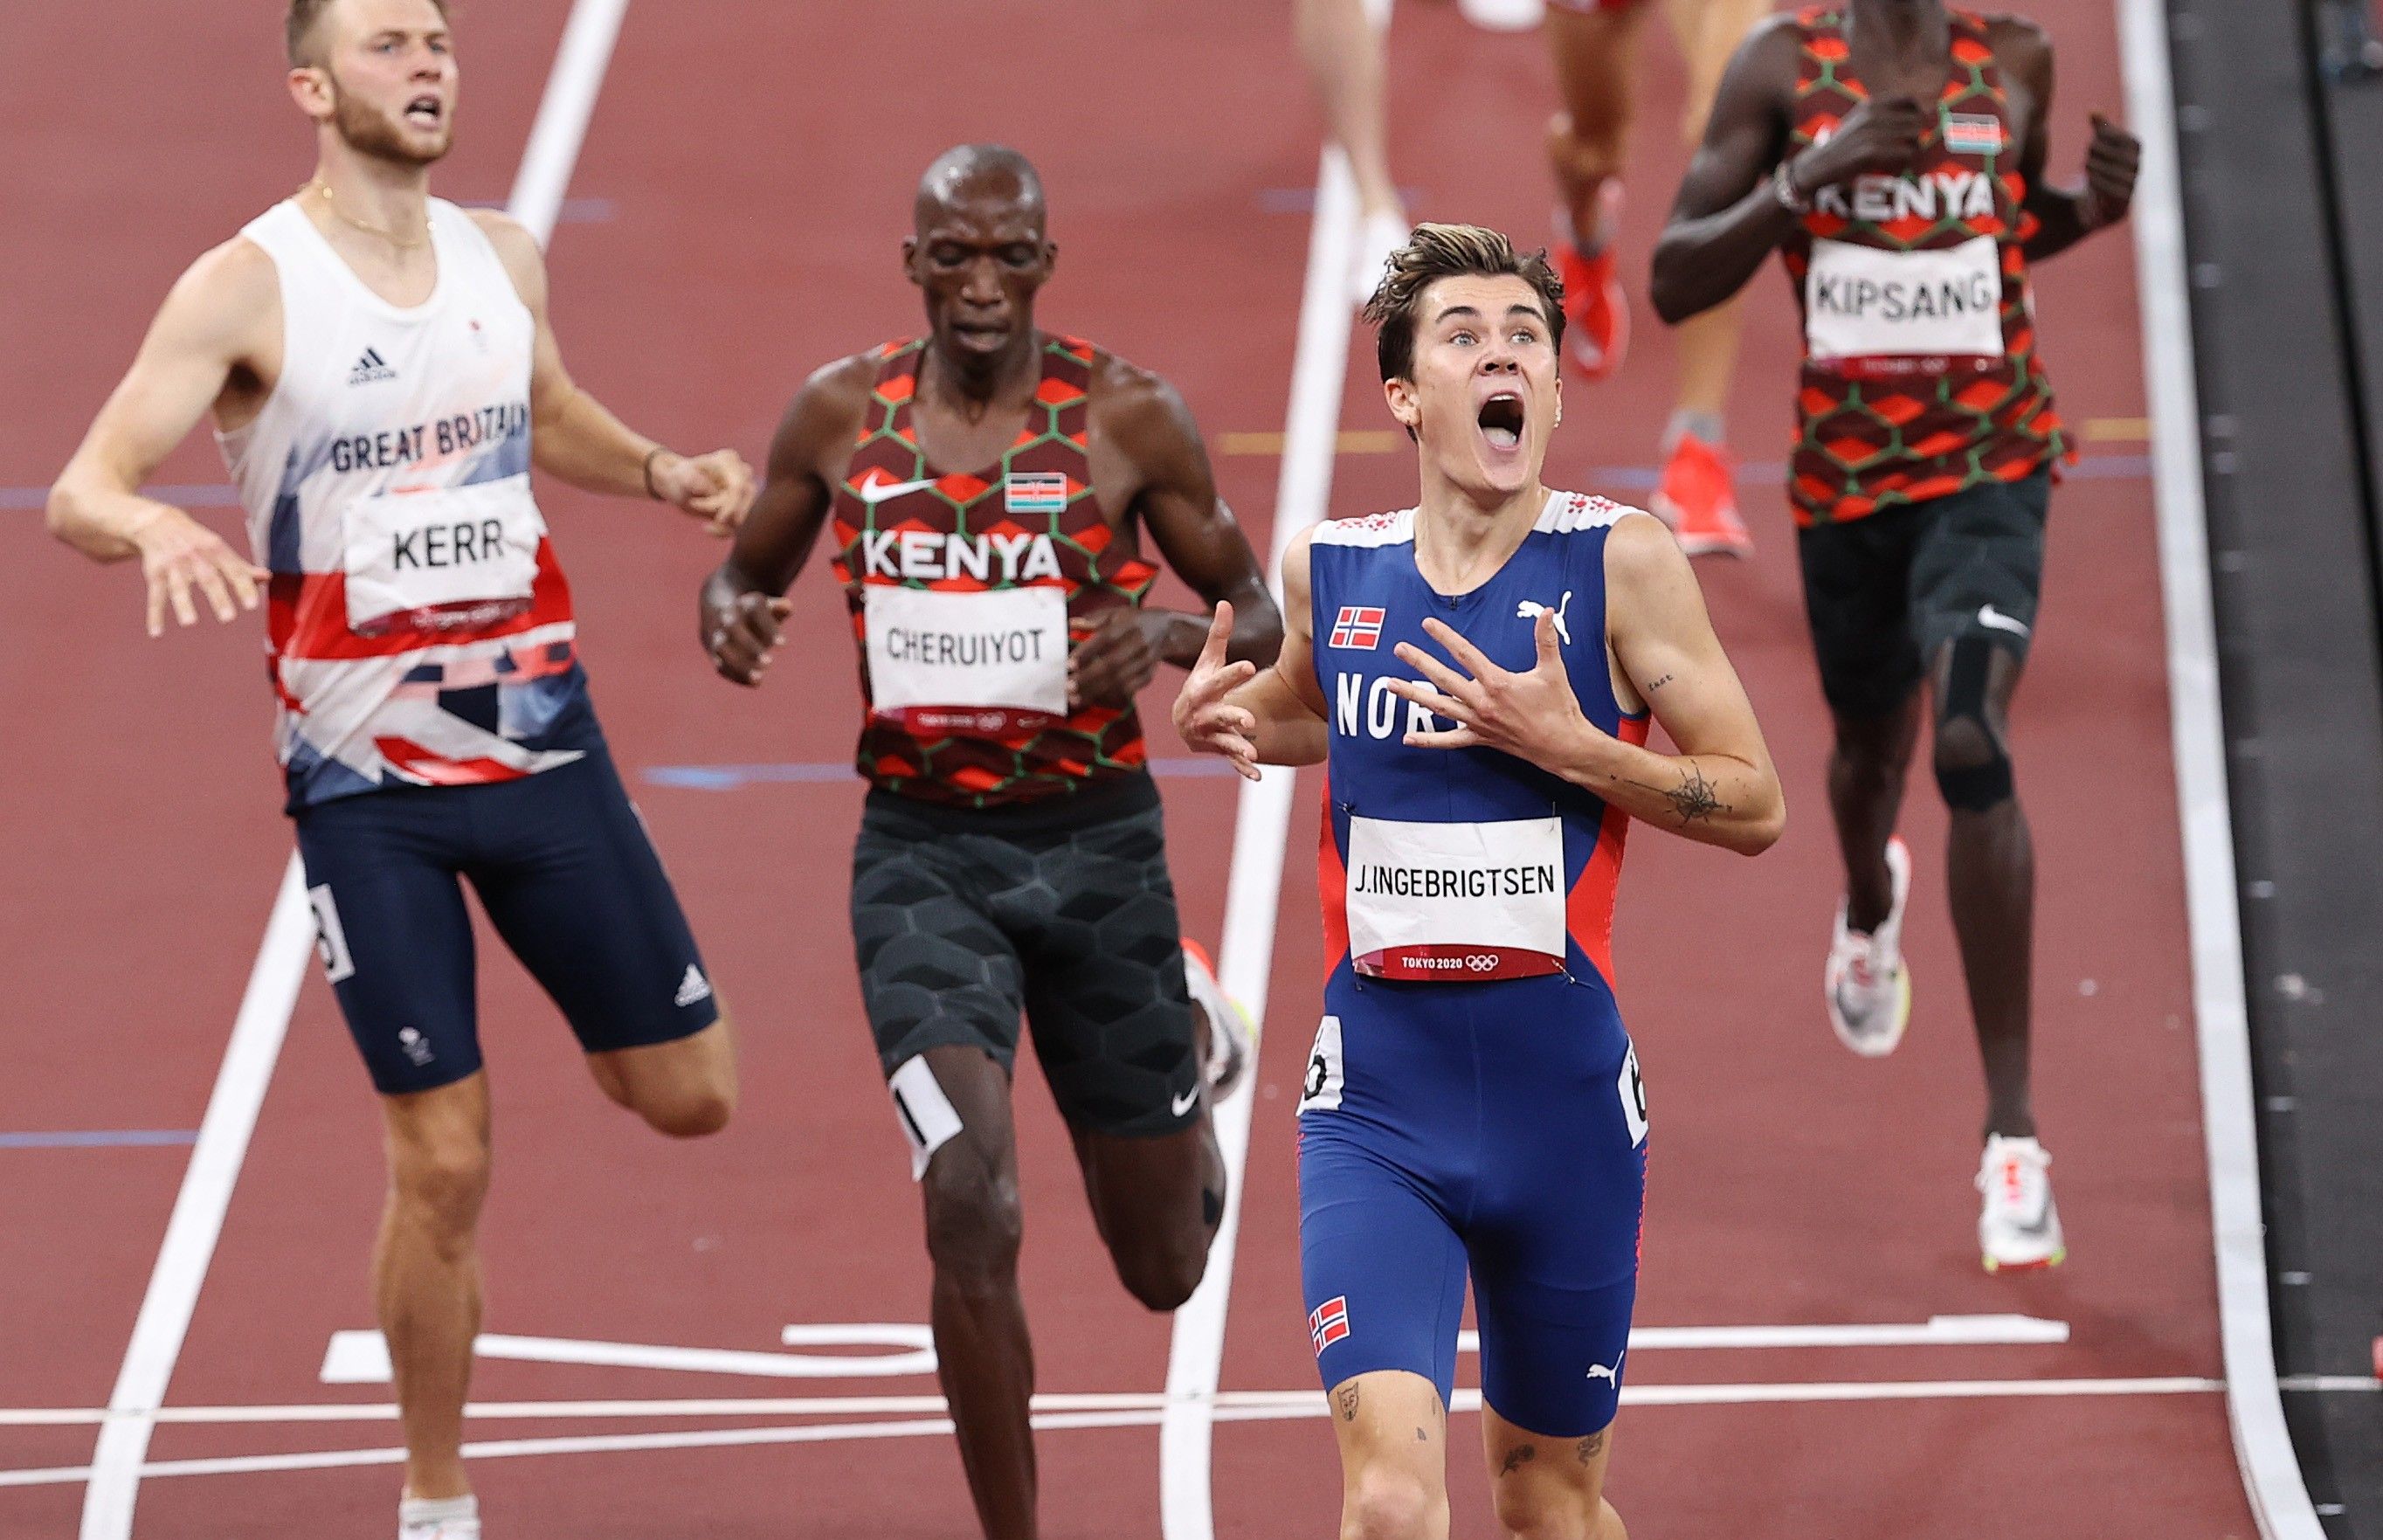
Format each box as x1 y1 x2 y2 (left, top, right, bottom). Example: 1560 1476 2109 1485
1933 637 2014 811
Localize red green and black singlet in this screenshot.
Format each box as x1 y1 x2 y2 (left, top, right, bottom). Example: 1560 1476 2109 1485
1780 6 2072 527
828 335 1160 809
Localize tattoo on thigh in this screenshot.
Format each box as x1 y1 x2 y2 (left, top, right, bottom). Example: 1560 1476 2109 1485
1575 1430 1607 1466
1415 1426 1429 1441
1335 1384 1360 1423
1501 1444 1537 1475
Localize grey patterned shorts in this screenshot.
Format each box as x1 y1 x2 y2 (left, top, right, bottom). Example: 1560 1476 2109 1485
850 776 1201 1138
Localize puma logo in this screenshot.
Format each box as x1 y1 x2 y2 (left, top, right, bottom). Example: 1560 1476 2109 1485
1516 591 1573 646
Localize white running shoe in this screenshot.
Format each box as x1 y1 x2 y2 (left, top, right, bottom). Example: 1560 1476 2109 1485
1350 207 1410 309
1824 835 1913 1057
399 1495 480 1540
1976 1135 2066 1273
1459 0 1547 31
1182 939 1253 1103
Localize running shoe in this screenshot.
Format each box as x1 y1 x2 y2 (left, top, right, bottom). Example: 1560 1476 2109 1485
399 1496 480 1540
1459 0 1547 31
1554 186 1628 382
1181 938 1253 1103
1824 835 1913 1057
1654 433 1754 558
1351 207 1411 309
1976 1135 2066 1273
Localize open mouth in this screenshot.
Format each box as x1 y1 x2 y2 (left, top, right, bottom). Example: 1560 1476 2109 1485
404 95 445 129
1477 392 1525 451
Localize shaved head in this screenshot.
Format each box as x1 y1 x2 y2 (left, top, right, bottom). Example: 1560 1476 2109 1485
915 144 1046 237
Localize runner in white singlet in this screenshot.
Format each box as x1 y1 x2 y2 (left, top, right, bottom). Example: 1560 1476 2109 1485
46 4 754 1537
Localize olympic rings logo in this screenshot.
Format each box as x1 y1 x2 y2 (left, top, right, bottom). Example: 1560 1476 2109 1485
1465 954 1497 973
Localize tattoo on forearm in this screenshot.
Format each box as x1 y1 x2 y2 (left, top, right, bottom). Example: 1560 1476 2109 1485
1335 1384 1360 1423
1626 758 1728 826
1575 1430 1607 1465
1501 1444 1537 1475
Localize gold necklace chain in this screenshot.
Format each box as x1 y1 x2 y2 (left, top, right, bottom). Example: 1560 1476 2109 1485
302 180 430 252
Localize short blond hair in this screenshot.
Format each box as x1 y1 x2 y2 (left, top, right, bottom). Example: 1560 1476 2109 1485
287 0 452 66
1361 223 1565 383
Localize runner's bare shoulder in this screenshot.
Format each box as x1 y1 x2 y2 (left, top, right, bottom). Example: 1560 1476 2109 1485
1085 348 1204 461
769 351 882 475
462 209 547 300
161 236 282 361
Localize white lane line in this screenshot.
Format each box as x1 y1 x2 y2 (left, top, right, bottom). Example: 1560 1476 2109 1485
76 9 632 1536
319 1325 937 1384
3 1378 2227 1491
1456 1314 2069 1354
77 856 314 1539
506 0 632 245
1157 23 1380 1539
2117 0 2325 1537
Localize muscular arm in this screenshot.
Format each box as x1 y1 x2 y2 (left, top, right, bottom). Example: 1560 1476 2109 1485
1569 515 1784 853
46 239 275 633
2004 25 2128 265
474 211 751 522
1175 527 1330 776
699 356 874 685
1649 17 1803 326
1102 363 1282 666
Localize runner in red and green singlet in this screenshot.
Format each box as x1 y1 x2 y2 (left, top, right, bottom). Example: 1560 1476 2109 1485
700 145 1280 1540
1650 0 2140 1271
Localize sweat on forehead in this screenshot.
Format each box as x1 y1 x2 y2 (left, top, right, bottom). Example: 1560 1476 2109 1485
914 145 1047 231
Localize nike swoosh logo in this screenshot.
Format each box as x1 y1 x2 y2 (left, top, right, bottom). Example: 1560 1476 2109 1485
854 476 940 504
1171 1087 1201 1117
1977 604 2031 638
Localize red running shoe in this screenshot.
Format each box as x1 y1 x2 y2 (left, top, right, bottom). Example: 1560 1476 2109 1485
1555 184 1629 382
1653 432 1753 558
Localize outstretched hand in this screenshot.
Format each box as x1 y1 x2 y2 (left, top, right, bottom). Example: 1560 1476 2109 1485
130 505 269 639
1172 601 1261 781
1386 612 1599 768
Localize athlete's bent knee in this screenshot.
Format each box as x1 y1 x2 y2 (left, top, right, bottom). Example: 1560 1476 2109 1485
923 1157 1023 1293
1342 1465 1436 1540
391 1142 489 1246
1932 639 2014 811
635 1083 734 1139
1113 1229 1209 1313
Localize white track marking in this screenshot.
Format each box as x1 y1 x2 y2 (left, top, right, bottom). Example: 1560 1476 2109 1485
2117 0 2324 1534
1454 1314 2069 1353
321 1326 937 1384
3 1378 2225 1490
506 0 632 245
1157 21 1381 1535
75 9 630 1536
77 858 313 1538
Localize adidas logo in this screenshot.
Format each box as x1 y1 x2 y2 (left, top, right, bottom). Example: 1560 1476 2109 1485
673 964 713 1009
349 347 397 386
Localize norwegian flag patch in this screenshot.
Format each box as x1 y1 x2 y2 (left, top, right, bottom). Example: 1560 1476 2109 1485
1309 1295 1350 1354
1329 605 1385 650
1944 113 2005 155
1005 472 1070 514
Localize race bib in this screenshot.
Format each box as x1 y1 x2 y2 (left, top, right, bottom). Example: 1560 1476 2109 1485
864 584 1068 733
1804 235 2006 373
342 474 543 633
1344 815 1566 981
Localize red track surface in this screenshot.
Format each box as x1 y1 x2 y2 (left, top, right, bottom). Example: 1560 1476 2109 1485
1 2 2257 1536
